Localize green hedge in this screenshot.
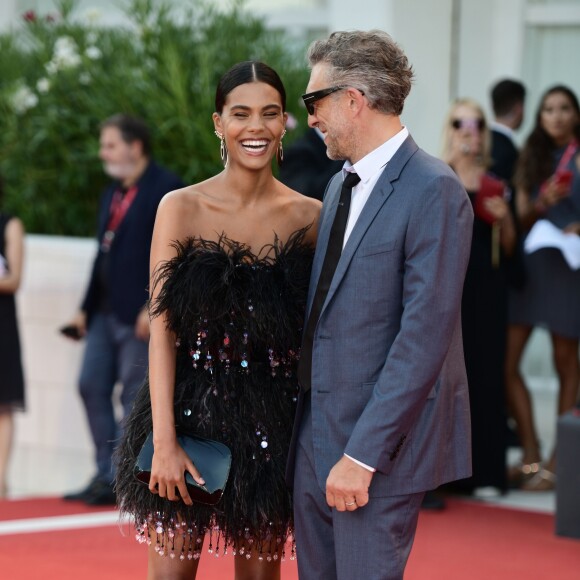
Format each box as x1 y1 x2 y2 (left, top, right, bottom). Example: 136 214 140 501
0 0 310 236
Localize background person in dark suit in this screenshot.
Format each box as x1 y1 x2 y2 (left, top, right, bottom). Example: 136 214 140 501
289 30 473 580
489 79 526 184
489 80 528 439
279 127 344 200
62 114 184 505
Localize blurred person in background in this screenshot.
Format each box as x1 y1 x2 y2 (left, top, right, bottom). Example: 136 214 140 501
489 79 527 185
443 99 517 494
506 85 580 491
61 114 183 505
279 126 344 200
489 80 528 450
0 177 26 499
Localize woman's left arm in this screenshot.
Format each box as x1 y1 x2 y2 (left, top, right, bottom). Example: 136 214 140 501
0 217 25 294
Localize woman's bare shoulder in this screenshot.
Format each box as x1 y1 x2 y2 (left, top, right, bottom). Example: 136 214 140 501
158 181 219 220
274 183 321 245
278 182 322 219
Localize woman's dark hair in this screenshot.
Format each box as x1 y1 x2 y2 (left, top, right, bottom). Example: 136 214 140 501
515 85 580 192
215 61 286 113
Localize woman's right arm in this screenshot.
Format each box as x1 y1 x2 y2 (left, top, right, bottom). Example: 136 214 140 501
0 217 24 294
147 195 204 506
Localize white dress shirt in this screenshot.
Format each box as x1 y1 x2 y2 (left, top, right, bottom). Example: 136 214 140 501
342 127 409 247
341 126 409 472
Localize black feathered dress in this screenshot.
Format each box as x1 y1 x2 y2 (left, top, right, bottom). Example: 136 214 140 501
115 228 313 563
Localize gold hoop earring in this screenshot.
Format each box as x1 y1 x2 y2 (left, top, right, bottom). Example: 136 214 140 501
214 130 228 166
277 130 286 166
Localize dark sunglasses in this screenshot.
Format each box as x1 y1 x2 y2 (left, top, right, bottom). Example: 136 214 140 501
451 118 485 131
302 86 364 115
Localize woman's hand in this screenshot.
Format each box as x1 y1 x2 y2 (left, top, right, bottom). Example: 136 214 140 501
538 178 570 209
563 221 580 235
483 196 510 223
134 307 151 341
149 439 205 506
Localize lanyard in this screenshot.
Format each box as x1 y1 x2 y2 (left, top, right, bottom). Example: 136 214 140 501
101 185 138 252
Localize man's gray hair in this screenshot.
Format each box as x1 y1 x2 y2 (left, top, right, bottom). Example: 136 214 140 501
307 30 414 116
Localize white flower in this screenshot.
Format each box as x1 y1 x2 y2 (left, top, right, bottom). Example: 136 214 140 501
10 83 39 114
84 8 102 24
54 36 76 58
85 46 102 60
45 61 58 75
36 78 50 93
86 31 98 45
79 72 91 85
52 36 81 69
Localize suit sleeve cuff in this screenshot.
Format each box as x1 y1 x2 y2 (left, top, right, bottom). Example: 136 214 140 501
344 453 376 472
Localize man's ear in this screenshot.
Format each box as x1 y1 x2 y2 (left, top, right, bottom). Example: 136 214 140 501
131 139 145 159
347 88 366 115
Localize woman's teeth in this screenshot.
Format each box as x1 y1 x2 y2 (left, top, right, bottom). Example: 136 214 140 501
241 139 270 152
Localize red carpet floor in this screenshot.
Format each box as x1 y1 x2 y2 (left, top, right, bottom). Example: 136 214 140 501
0 497 578 579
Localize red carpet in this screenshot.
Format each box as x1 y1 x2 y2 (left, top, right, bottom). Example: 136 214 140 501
0 497 578 579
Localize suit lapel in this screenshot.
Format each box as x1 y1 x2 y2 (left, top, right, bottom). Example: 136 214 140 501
306 173 342 317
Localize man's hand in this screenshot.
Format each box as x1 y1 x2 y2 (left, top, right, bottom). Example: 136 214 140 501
135 308 150 341
326 455 373 512
63 311 87 339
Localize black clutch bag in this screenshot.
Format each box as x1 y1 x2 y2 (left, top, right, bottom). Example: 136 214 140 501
134 432 232 506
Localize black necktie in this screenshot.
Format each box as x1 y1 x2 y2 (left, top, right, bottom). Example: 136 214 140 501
298 172 361 392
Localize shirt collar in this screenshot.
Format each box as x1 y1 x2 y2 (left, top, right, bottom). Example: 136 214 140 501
343 127 409 183
490 121 515 141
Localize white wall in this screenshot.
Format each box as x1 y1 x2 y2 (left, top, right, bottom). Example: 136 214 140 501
395 0 455 155
10 235 97 496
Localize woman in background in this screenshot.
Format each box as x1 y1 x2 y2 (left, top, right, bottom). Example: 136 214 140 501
0 177 26 499
442 99 517 493
506 85 580 491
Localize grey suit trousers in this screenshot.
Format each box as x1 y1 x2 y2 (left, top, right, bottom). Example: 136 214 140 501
294 396 424 580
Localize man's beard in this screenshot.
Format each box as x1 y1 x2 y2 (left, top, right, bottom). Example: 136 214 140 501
102 161 135 180
325 128 354 162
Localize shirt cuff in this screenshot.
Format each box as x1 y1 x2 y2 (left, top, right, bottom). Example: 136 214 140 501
344 453 376 472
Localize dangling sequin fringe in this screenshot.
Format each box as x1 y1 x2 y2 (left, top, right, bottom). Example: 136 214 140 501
135 514 296 562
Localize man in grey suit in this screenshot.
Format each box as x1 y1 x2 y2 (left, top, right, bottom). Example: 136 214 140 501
288 30 474 580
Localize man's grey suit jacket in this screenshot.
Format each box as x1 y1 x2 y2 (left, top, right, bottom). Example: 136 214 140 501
288 135 474 497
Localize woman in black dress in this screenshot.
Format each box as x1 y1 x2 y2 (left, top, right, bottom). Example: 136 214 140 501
506 85 580 491
0 178 26 499
115 62 321 579
442 99 517 493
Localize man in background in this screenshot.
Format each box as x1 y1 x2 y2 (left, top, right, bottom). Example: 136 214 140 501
489 79 526 184
62 114 183 505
